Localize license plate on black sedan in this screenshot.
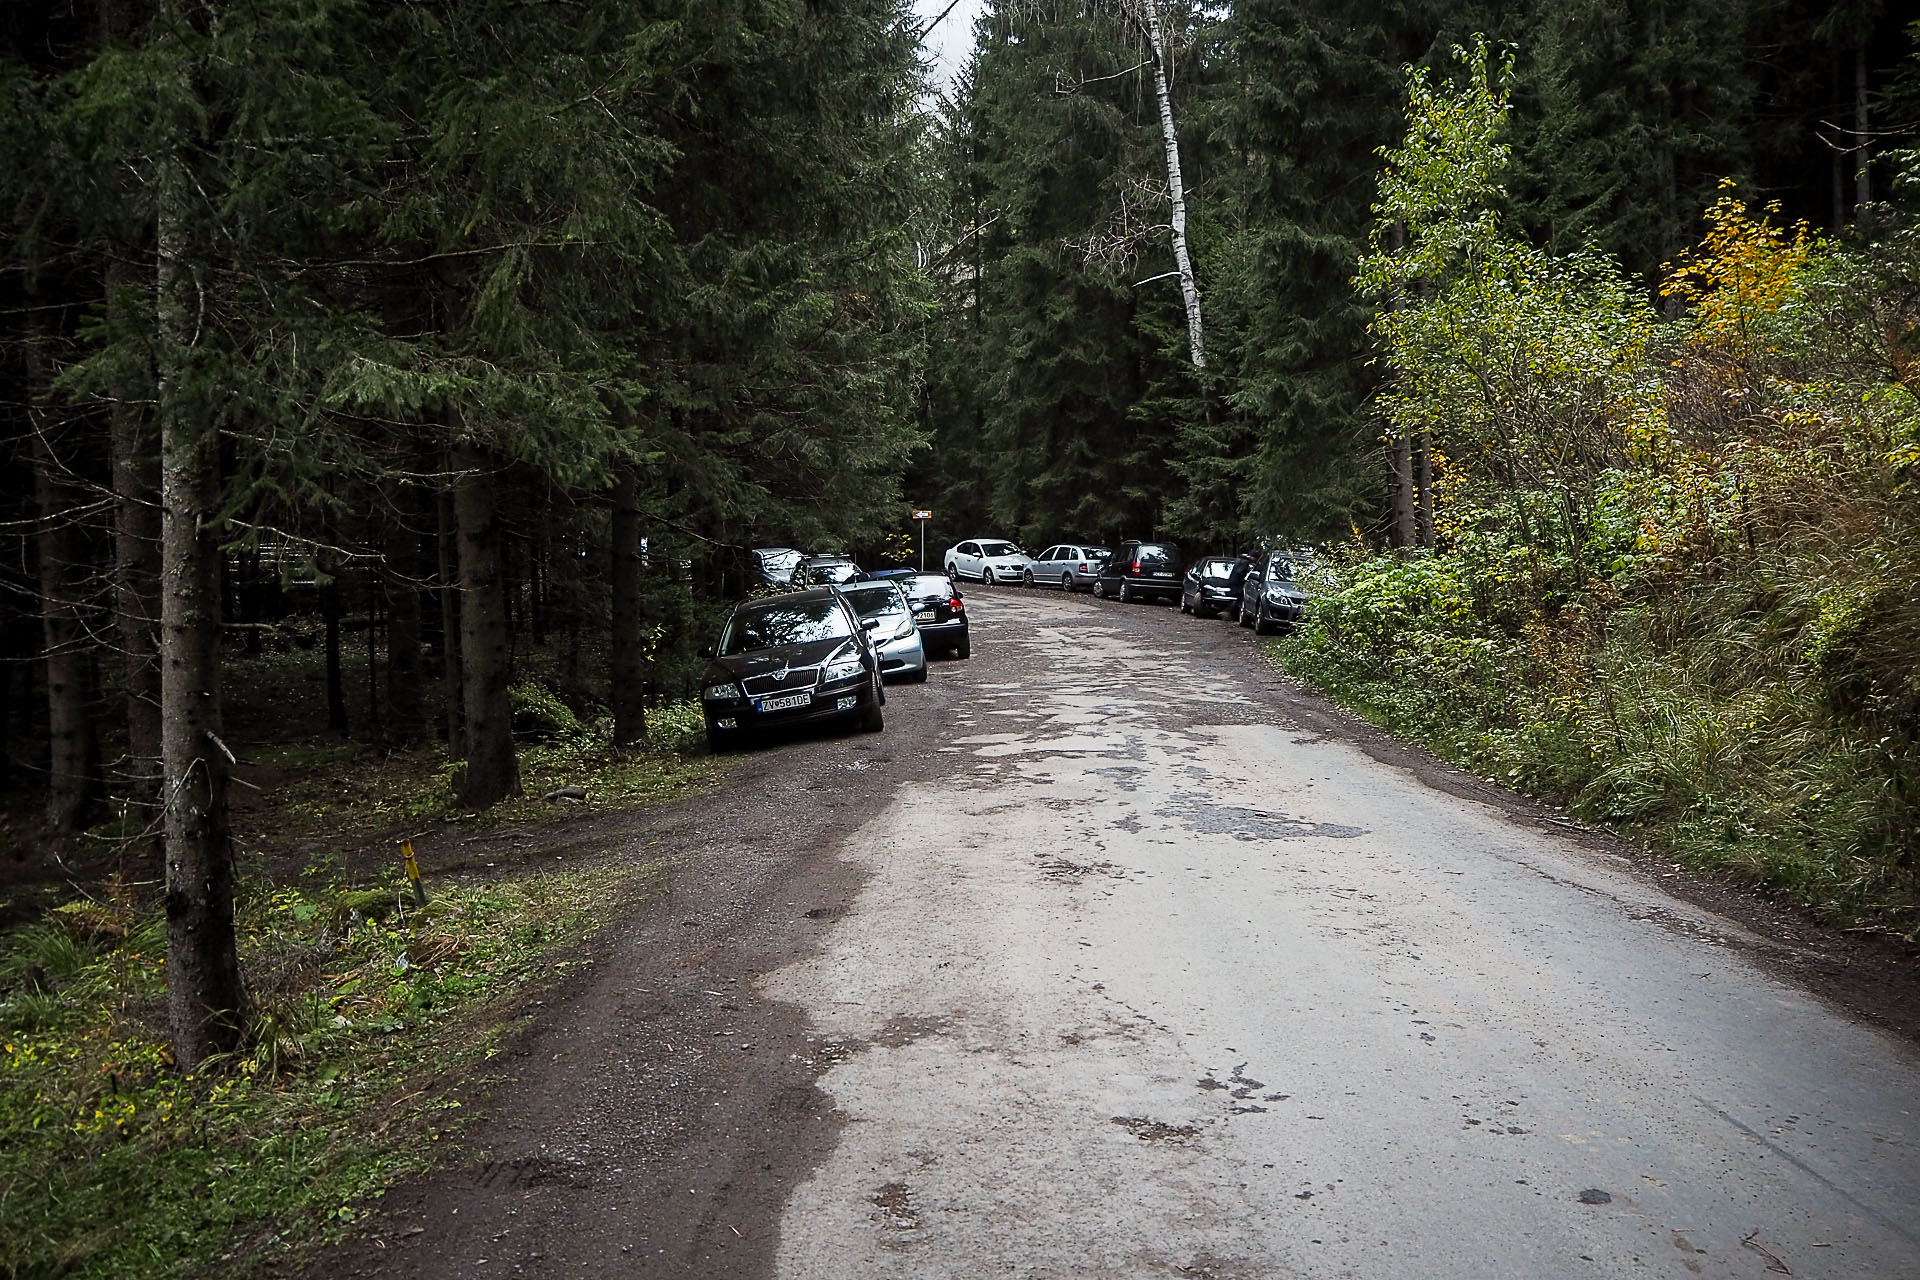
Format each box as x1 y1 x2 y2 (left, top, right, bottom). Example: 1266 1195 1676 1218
914 609 935 621
755 692 810 713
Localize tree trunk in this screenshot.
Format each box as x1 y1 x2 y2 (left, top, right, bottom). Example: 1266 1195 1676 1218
383 508 427 746
1415 428 1435 549
1141 0 1205 370
29 353 101 833
366 580 381 730
156 115 246 1071
105 258 164 830
453 440 518 806
1390 432 1416 549
610 465 648 747
322 562 348 732
437 476 465 756
1854 43 1871 213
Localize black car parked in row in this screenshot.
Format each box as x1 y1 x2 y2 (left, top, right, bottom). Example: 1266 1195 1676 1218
1092 540 1184 603
700 588 885 751
1181 556 1249 618
900 572 969 658
1238 550 1311 634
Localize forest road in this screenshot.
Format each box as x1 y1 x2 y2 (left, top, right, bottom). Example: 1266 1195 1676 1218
306 586 1920 1280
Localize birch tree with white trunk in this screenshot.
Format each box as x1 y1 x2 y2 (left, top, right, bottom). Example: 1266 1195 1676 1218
1134 0 1205 369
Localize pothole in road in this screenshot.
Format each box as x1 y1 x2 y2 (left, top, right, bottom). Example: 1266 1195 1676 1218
1112 1115 1200 1143
871 1181 922 1231
873 1013 951 1047
1036 852 1128 881
1158 792 1368 840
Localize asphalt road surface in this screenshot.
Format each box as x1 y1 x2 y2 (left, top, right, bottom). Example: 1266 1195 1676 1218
311 585 1920 1280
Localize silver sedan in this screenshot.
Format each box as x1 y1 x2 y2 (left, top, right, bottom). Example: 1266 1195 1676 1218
836 581 928 682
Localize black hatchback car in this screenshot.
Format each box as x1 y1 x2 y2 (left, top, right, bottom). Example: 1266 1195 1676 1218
700 588 885 751
1091 540 1184 603
1181 556 1249 618
900 572 969 658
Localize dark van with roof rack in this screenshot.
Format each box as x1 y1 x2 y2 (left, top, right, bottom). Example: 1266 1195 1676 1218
1091 540 1184 604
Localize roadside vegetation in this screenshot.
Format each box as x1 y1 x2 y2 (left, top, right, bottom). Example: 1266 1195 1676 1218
1 857 648 1280
1279 46 1920 937
1 629 719 1279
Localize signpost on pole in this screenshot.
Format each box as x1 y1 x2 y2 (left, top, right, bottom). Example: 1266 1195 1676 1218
912 509 933 570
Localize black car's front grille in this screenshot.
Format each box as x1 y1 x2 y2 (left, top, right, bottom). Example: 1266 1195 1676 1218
741 668 818 696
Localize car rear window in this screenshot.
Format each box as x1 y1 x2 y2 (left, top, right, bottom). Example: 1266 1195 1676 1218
1199 558 1236 580
1083 547 1110 559
906 574 956 597
720 599 853 654
800 559 859 583
1135 543 1180 567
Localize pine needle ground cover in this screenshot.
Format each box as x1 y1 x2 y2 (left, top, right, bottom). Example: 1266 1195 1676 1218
0 860 654 1280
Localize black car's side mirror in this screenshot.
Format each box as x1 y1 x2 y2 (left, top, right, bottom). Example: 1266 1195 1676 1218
699 644 714 658
861 618 880 630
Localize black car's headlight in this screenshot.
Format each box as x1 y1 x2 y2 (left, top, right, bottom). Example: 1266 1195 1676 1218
702 682 739 702
822 658 864 684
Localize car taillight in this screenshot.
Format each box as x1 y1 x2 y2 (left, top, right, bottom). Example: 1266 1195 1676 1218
950 598 964 611
1077 562 1088 572
1129 563 1141 574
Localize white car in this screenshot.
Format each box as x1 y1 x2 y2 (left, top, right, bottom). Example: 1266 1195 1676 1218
944 538 1032 586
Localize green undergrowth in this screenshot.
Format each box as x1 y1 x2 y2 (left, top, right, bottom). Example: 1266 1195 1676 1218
1275 543 1920 938
239 697 721 859
0 859 652 1280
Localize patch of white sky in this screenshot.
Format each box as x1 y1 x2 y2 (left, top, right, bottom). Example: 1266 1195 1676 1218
913 0 984 95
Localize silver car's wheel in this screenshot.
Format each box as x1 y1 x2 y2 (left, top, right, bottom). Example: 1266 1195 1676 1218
1060 572 1072 591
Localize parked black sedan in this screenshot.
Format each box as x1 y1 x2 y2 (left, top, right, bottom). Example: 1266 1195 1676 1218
700 588 885 751
900 572 969 658
1180 555 1249 618
1237 550 1312 634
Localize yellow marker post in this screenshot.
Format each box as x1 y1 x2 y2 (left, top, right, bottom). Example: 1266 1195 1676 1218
399 839 428 907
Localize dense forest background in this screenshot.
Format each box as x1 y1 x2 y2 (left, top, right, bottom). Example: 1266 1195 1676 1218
2 0 1917 1065
917 0 1916 549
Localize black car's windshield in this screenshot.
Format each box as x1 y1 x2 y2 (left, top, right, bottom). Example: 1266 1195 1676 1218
720 599 853 654
1264 553 1298 581
979 541 1020 557
839 584 906 618
1136 543 1179 567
